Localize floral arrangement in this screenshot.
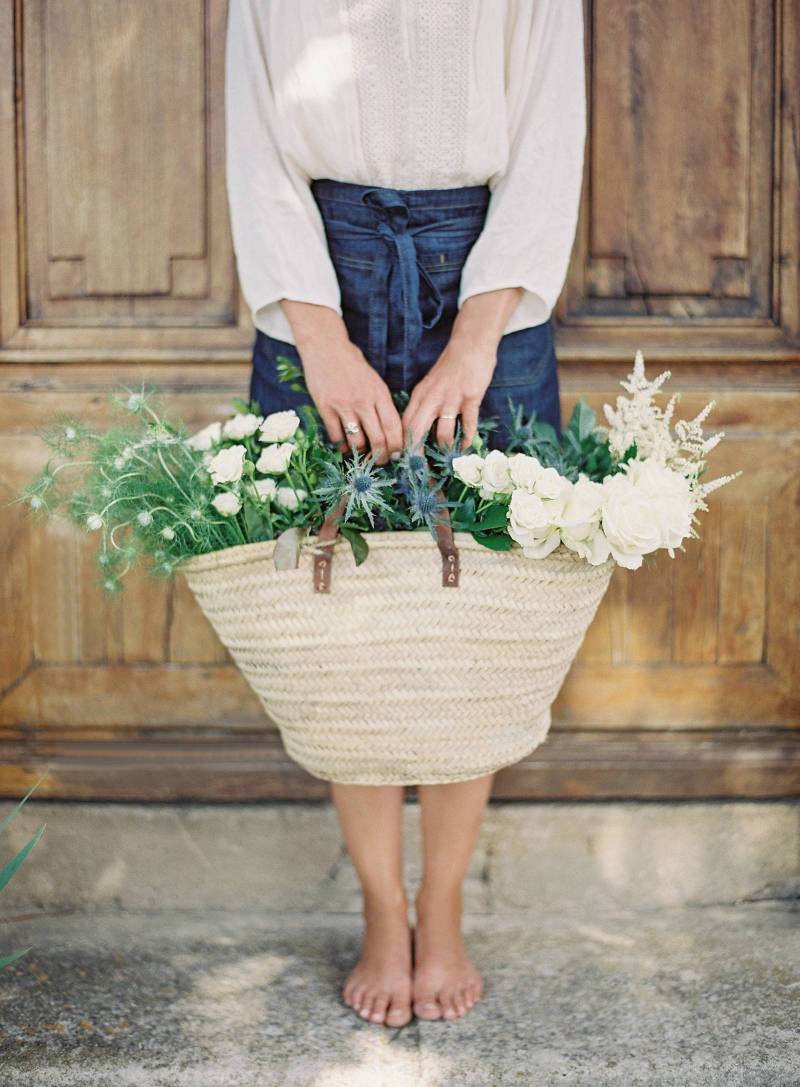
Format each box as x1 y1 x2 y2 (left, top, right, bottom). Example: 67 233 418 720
13 352 740 591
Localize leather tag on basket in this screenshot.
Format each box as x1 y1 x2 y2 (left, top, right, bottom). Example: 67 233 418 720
434 505 460 588
313 495 349 594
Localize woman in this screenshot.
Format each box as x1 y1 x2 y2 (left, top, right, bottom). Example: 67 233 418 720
224 0 585 1028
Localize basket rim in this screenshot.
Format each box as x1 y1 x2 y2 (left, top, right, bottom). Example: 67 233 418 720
178 529 615 577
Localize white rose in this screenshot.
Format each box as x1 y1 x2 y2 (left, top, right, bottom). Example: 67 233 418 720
211 491 242 516
222 412 263 440
256 442 294 475
86 513 103 531
186 421 222 451
207 444 247 485
558 478 610 565
508 453 544 492
508 489 561 559
621 459 693 552
601 471 663 570
452 453 484 488
533 466 571 502
479 450 512 499
259 410 301 443
275 486 307 510
253 477 277 501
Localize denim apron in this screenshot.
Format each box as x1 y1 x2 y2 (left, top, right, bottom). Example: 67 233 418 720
248 178 562 449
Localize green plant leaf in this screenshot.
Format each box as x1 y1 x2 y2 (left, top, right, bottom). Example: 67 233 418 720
0 947 32 970
472 532 514 552
0 824 45 892
472 503 510 532
340 525 369 566
229 396 251 414
568 400 597 442
0 774 47 836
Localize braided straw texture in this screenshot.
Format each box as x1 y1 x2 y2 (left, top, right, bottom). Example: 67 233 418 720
180 532 614 786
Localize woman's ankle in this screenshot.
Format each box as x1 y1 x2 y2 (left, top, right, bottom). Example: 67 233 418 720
362 885 409 918
414 882 463 917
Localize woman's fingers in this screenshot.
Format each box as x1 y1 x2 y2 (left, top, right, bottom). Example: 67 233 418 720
435 408 461 449
320 407 346 447
356 405 391 464
375 392 405 461
459 399 480 449
339 412 369 454
402 396 436 451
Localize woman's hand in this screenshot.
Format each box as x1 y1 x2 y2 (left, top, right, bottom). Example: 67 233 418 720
281 301 403 465
401 287 523 449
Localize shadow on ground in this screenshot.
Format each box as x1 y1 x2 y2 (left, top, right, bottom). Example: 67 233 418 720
0 902 798 1086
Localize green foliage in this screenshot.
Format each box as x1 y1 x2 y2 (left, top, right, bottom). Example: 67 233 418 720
11 376 623 590
0 775 47 970
504 397 618 483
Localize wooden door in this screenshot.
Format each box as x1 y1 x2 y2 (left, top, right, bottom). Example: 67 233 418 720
1 0 798 800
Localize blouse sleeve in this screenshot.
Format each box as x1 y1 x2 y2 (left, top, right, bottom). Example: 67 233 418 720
224 0 342 339
457 0 586 332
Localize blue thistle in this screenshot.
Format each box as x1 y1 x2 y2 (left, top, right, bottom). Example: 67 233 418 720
315 447 393 528
408 482 445 533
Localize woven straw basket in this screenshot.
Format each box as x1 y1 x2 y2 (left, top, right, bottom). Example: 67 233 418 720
180 529 614 786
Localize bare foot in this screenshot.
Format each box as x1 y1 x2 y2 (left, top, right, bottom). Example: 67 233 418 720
412 887 483 1021
342 892 413 1027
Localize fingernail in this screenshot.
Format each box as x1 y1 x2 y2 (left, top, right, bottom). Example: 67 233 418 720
390 451 401 461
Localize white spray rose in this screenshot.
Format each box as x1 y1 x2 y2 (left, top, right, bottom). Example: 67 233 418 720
600 471 663 569
259 410 301 443
186 421 222 451
256 442 294 475
558 477 610 565
479 450 513 499
508 489 561 559
508 453 544 492
253 477 277 501
211 491 242 516
533 466 571 502
222 413 263 440
86 513 103 531
275 486 307 510
452 453 484 488
621 459 693 552
207 444 247 485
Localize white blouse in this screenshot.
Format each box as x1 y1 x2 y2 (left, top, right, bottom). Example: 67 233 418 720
224 0 586 347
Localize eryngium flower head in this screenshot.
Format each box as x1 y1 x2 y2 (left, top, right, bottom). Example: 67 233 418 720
315 448 393 527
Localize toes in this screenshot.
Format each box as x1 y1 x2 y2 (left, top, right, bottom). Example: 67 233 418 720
369 992 391 1024
441 991 459 1020
414 996 443 1020
358 993 375 1020
385 999 413 1027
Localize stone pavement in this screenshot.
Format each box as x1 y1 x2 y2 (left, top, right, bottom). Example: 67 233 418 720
0 901 798 1087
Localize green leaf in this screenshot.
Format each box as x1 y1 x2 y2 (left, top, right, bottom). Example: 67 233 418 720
230 396 251 414
340 525 369 566
472 531 514 552
0 773 47 836
0 947 32 970
473 503 509 531
568 400 597 442
242 501 267 541
0 824 45 892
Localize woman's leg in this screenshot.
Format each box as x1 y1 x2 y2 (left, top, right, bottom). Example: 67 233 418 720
412 773 496 1020
330 782 413 1027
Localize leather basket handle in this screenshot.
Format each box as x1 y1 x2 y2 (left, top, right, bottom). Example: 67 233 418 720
312 491 460 593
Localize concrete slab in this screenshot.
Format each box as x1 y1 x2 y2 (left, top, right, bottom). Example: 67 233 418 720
0 903 797 1087
2 801 798 915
